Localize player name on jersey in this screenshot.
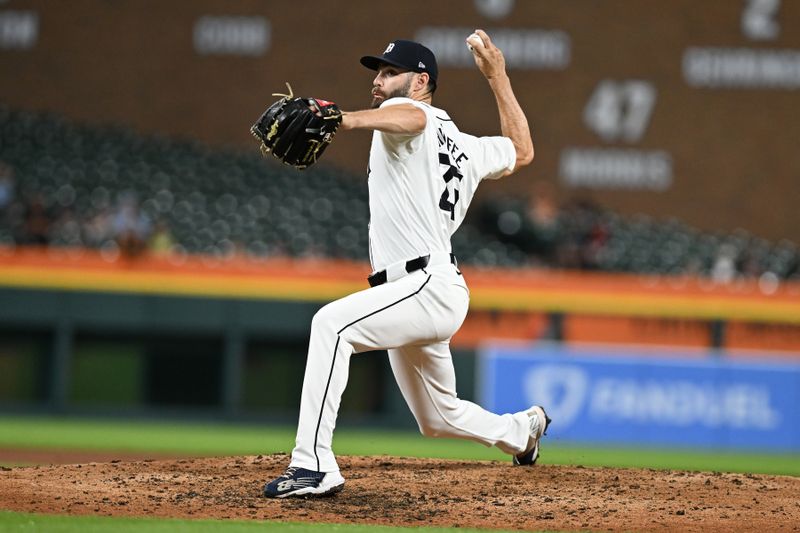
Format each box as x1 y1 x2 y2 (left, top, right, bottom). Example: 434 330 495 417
437 127 470 168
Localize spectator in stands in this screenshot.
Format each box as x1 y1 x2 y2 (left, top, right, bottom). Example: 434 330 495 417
148 219 175 256
554 198 609 270
111 192 152 257
522 180 560 260
711 243 737 283
0 162 14 212
19 194 52 245
739 247 764 279
0 163 18 242
82 207 114 248
478 182 562 266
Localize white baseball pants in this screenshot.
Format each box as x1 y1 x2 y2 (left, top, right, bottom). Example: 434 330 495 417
289 257 531 473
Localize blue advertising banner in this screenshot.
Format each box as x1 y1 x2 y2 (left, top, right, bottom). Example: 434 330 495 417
478 343 800 451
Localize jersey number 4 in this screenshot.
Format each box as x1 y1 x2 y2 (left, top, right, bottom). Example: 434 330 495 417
438 153 463 220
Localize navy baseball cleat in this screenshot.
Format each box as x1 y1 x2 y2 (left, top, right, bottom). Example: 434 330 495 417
263 466 345 498
513 405 551 466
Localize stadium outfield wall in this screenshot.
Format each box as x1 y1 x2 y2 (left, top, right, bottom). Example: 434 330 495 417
0 247 799 420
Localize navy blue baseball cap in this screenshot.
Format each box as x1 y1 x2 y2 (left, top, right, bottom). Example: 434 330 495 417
360 40 438 83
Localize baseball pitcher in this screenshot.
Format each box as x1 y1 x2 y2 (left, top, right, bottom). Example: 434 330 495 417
260 30 549 498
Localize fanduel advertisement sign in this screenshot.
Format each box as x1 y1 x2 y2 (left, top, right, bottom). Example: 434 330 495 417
479 343 800 451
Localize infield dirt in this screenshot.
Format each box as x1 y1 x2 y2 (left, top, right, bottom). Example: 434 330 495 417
1 453 799 532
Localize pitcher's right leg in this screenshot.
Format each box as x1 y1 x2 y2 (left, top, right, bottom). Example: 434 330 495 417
388 343 532 455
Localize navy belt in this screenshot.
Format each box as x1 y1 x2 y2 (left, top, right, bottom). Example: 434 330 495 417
368 253 458 287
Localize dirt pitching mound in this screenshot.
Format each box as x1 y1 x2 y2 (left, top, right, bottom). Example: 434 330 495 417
1 453 799 532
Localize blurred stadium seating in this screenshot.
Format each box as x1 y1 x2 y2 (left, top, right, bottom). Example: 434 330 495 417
1 105 797 279
0 106 511 266
477 195 799 279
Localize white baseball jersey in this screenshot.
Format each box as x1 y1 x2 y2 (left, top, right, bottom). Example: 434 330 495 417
288 96 532 476
367 97 516 271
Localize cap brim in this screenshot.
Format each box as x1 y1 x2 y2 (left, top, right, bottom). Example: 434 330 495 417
360 55 415 72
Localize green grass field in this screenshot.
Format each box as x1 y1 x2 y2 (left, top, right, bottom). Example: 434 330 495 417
0 415 798 533
0 511 543 533
1 415 798 475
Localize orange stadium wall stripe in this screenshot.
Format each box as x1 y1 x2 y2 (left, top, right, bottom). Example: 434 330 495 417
2 247 800 330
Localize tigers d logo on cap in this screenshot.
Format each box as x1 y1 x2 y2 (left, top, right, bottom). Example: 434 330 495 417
361 39 439 83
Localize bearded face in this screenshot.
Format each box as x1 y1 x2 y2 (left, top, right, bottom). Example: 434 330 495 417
371 71 414 109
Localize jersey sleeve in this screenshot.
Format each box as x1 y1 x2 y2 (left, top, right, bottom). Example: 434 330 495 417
462 134 516 181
